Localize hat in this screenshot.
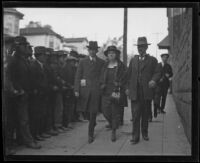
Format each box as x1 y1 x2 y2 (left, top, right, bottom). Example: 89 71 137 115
134 37 151 46
104 45 120 56
14 36 29 45
161 53 169 58
86 41 100 50
57 50 68 57
34 46 46 55
45 48 54 55
67 50 79 61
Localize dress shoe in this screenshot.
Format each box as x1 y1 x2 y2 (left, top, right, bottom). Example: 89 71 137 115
111 131 116 142
46 129 58 136
88 136 94 144
130 139 139 144
26 142 41 149
40 133 51 139
143 135 149 141
35 135 45 141
105 124 112 129
59 126 68 131
161 110 166 114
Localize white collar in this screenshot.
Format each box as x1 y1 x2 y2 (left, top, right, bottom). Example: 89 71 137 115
36 59 43 67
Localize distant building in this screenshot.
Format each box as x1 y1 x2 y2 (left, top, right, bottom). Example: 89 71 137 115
63 37 88 55
159 8 192 143
4 8 24 37
20 22 63 50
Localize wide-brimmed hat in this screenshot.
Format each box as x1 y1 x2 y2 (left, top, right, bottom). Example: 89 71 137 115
104 45 120 57
134 37 151 46
14 36 29 45
57 50 68 57
161 53 169 58
86 41 100 50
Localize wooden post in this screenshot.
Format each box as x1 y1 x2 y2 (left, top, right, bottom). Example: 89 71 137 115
123 8 128 66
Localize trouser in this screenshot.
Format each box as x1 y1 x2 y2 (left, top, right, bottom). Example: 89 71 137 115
54 92 64 128
63 95 75 127
154 86 168 113
29 93 47 137
148 101 153 120
119 106 124 124
4 95 18 148
46 93 56 131
131 88 151 141
102 96 120 130
16 94 34 145
88 112 97 137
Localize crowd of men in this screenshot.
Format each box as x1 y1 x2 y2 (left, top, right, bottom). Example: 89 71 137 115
3 35 173 155
3 36 87 155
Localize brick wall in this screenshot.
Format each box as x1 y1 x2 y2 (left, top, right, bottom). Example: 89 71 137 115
169 8 192 143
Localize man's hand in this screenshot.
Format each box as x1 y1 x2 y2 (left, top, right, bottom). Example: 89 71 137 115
149 80 156 88
75 91 79 97
125 89 129 96
80 79 86 87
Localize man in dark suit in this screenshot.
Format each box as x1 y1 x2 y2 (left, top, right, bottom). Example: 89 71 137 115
74 41 105 143
125 37 161 144
154 53 173 116
7 36 41 149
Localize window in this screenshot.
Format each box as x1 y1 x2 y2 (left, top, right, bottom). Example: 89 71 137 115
49 36 54 48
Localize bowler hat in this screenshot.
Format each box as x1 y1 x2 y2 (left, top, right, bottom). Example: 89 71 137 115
104 45 120 57
134 37 151 46
161 53 169 58
14 36 29 45
86 41 100 49
34 46 46 55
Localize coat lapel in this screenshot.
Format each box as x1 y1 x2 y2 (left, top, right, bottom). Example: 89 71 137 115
140 55 150 72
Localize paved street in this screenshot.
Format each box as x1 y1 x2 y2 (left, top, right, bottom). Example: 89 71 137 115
14 94 191 155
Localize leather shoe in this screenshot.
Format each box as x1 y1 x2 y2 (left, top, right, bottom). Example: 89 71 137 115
111 131 116 142
130 139 139 144
35 135 45 141
143 136 149 141
40 133 51 139
88 136 94 144
26 142 41 149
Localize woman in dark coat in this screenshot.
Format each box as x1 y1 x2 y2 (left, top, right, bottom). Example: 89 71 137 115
100 45 127 142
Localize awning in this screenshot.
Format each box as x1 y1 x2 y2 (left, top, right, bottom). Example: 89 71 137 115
157 35 170 50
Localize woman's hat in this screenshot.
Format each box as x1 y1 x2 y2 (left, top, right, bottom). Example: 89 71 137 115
104 45 120 56
134 37 151 46
86 41 100 50
161 53 169 58
67 50 79 61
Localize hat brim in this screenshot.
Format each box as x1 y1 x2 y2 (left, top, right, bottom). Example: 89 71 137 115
134 43 151 46
86 46 100 49
104 49 120 56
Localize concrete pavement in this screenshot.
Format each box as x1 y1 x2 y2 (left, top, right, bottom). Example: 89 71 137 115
14 94 191 155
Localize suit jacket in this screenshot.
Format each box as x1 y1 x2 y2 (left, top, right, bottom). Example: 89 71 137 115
126 54 161 100
100 60 128 107
8 54 32 94
157 62 173 88
74 56 105 113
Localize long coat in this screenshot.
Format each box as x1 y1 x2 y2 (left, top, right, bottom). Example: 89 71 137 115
126 55 161 101
74 56 105 113
100 60 128 107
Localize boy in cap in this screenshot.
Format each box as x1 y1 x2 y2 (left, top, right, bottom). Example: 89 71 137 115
154 53 173 116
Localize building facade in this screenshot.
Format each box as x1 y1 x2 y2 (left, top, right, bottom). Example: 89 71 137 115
4 8 24 37
20 22 63 51
167 8 192 143
63 37 88 55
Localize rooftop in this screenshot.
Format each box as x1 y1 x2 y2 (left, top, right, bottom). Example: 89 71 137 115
158 35 170 50
4 8 24 19
20 27 63 40
64 37 88 43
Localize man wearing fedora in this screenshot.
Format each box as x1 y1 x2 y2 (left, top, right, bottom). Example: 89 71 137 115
74 41 105 143
125 37 161 144
154 53 173 116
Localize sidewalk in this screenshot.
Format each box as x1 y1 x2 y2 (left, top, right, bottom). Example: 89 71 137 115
14 94 191 155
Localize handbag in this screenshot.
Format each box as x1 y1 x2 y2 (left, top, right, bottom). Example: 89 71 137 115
110 87 121 103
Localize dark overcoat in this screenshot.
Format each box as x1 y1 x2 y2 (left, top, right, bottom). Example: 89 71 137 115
74 56 105 113
126 55 161 101
100 60 128 107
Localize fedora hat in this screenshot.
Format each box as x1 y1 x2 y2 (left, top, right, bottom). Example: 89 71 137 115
161 53 169 58
67 50 79 61
14 36 29 45
34 46 46 56
104 45 120 56
86 41 100 49
134 37 151 46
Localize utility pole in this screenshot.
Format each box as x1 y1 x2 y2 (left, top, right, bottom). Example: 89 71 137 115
123 8 128 66
152 32 162 59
